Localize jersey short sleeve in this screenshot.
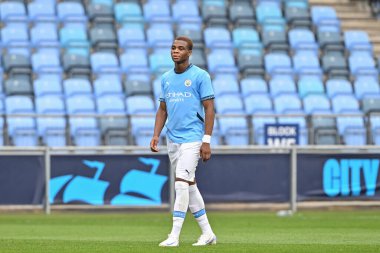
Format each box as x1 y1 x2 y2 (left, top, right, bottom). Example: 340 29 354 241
199 71 215 101
159 76 165 102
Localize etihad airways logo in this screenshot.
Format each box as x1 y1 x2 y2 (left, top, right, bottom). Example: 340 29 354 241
166 92 192 102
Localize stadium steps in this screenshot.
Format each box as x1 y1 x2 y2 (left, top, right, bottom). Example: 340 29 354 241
310 0 380 55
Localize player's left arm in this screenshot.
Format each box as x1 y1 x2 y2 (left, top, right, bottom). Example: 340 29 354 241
200 99 215 162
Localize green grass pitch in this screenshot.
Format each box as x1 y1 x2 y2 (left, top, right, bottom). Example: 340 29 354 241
0 210 379 253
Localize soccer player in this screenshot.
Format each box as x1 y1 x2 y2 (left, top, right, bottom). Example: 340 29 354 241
150 36 216 247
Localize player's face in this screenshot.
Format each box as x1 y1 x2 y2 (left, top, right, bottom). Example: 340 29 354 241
171 40 192 63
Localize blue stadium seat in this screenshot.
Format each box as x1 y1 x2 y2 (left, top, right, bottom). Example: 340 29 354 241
146 26 174 49
28 1 56 23
66 96 100 146
57 2 87 28
149 51 173 74
344 31 373 55
143 0 171 25
348 54 377 78
269 77 296 97
1 2 28 25
207 50 238 76
1 26 29 56
5 95 38 146
93 77 123 97
126 95 155 146
114 2 144 27
292 52 322 76
288 29 319 54
59 27 89 56
311 6 340 31
31 24 59 52
303 94 331 114
201 1 229 27
326 79 353 97
63 78 92 97
34 77 62 97
90 52 120 77
297 76 325 98
331 94 360 113
336 110 366 145
240 78 268 97
354 77 380 99
215 94 249 145
31 52 62 75
212 77 240 97
232 27 262 54
117 27 146 49
274 93 302 113
244 94 272 114
204 27 232 48
172 0 201 30
264 53 293 77
256 2 284 29
97 95 128 145
35 95 66 146
252 110 277 145
120 50 149 74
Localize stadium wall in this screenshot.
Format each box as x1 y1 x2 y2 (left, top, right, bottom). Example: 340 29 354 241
0 146 379 213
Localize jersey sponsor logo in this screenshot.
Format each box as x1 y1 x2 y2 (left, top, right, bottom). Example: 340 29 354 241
166 92 192 102
184 79 192 87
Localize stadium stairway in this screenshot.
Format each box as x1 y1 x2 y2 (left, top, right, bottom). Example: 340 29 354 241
310 0 380 55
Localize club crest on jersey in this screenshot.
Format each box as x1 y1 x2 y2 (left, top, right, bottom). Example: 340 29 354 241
184 79 192 87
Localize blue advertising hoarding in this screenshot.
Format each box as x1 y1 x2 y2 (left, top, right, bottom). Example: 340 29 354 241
50 155 170 206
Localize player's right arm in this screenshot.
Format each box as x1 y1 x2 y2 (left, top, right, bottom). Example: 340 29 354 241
150 101 167 152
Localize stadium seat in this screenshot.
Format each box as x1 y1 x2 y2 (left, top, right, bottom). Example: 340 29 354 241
1 2 28 25
292 52 322 76
63 78 92 97
244 94 272 114
118 27 146 49
146 26 174 49
212 77 240 97
336 110 366 145
66 96 100 146
348 54 377 78
288 29 319 54
28 1 56 23
201 1 229 27
96 95 128 145
240 78 268 97
297 76 325 98
114 2 144 27
207 50 238 76
4 78 33 96
93 77 123 97
317 30 344 53
5 96 38 146
215 94 249 145
344 31 373 55
264 53 293 78
204 27 232 48
59 27 90 56
2 53 32 78
62 53 91 78
87 3 114 27
143 0 171 25
354 77 380 99
32 52 62 76
232 27 261 52
34 77 62 97
261 30 288 53
172 0 201 29
285 5 311 29
274 93 302 114
35 95 67 146
252 110 277 145
229 1 255 27
325 79 353 98
331 94 360 113
149 52 173 74
321 53 349 79
303 94 331 114
1 26 29 56
90 52 120 77
311 6 340 31
57 2 88 28
269 77 296 97
126 95 155 146
90 27 118 53
124 79 152 96
31 24 60 55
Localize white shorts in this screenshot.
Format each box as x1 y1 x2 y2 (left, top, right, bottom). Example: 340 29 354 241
167 140 202 182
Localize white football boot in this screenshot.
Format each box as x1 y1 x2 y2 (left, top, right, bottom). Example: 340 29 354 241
159 234 179 247
192 233 217 246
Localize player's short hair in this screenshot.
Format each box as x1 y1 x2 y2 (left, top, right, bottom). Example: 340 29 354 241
174 36 193 50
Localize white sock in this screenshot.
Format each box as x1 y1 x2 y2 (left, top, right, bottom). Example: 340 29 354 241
189 184 213 235
170 181 189 238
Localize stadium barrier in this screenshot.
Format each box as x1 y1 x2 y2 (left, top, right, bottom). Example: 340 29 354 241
0 146 379 214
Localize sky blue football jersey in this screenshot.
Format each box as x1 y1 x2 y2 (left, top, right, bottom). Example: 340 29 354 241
159 64 215 143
